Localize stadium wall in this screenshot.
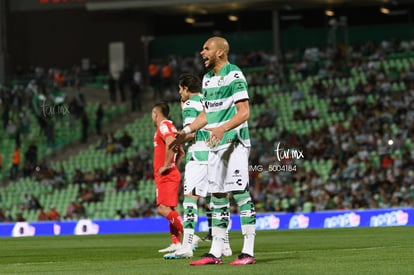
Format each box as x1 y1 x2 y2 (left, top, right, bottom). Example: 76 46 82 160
7 6 414 70
0 208 412 238
151 23 414 58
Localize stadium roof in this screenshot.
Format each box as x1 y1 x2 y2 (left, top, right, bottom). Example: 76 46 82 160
84 0 413 14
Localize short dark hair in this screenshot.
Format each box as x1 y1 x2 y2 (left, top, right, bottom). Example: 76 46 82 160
178 73 201 94
152 102 170 117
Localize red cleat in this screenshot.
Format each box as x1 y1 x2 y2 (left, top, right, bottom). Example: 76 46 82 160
189 253 223 266
230 253 256 265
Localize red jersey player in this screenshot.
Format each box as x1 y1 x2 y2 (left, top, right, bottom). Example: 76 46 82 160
151 102 185 254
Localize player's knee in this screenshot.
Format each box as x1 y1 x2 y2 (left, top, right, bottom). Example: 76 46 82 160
232 190 252 206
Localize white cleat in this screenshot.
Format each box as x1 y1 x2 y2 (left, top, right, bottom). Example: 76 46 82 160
222 246 233 257
173 246 194 259
158 243 182 253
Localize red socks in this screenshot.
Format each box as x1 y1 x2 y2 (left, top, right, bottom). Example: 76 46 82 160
167 210 183 244
169 223 181 244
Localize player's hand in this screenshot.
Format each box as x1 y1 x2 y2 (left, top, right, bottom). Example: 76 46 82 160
205 126 225 148
169 131 186 149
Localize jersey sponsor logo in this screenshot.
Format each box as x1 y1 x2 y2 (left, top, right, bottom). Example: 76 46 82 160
234 73 240 78
205 80 210 87
235 82 245 90
204 101 223 110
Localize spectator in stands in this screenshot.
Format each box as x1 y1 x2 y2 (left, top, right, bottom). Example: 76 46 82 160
141 197 154 217
16 212 26 222
118 68 127 103
96 134 108 150
81 111 90 143
115 209 125 219
94 168 109 182
108 74 117 103
83 170 95 184
95 103 104 135
130 196 143 217
1 209 13 222
21 193 31 210
37 207 48 221
93 181 105 201
78 185 95 203
29 194 42 210
45 119 55 148
161 62 173 89
75 201 86 218
117 157 130 175
115 175 128 192
106 132 122 154
9 146 21 179
0 208 6 222
53 165 67 189
24 142 38 165
148 62 161 100
48 206 60 221
65 200 78 220
1 105 10 131
119 131 133 149
130 65 143 112
73 169 85 184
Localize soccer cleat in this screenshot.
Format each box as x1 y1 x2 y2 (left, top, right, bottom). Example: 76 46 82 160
189 253 223 266
201 234 212 242
163 249 192 260
163 253 183 260
222 246 233 257
191 235 201 251
172 246 194 259
230 253 256 265
158 243 182 253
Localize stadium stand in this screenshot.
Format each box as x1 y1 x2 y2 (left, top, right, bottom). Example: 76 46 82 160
1 37 414 222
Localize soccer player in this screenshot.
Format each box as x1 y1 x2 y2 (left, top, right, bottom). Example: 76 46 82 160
152 102 185 254
164 73 232 259
172 36 257 265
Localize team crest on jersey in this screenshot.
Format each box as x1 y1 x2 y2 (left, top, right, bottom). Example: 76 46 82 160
160 123 169 135
218 76 224 86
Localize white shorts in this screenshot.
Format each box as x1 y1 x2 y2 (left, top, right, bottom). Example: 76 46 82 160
208 142 250 193
183 161 208 197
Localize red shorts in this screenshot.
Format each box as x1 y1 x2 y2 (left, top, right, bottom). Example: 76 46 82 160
155 168 181 207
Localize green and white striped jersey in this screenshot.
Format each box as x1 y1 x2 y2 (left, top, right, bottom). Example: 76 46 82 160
202 62 251 151
182 93 210 163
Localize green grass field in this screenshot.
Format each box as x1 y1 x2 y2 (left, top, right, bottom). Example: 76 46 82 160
0 227 413 275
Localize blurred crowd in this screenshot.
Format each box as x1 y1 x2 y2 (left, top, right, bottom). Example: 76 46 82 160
246 38 414 213
1 37 414 222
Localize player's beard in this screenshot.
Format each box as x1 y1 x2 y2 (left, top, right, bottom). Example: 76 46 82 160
203 56 214 70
